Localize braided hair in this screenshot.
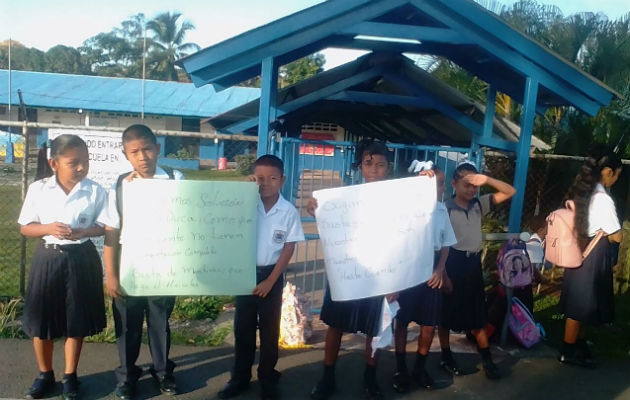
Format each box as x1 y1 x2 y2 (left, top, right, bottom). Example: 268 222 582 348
564 145 621 250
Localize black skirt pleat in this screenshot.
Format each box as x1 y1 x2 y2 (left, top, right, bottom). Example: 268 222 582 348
23 241 106 339
320 285 383 337
560 238 614 325
441 249 487 330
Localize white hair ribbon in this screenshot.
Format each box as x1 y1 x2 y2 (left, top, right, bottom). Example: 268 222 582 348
408 159 434 173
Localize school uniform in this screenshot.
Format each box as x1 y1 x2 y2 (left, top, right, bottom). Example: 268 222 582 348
560 183 621 325
442 194 493 331
231 194 304 384
107 166 184 384
18 177 109 339
397 201 457 326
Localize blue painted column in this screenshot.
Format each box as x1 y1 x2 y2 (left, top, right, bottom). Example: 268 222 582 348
156 136 166 156
257 57 278 157
508 77 538 232
6 141 14 163
471 85 496 167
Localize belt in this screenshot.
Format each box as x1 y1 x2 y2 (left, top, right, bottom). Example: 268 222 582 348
41 241 88 252
451 248 481 258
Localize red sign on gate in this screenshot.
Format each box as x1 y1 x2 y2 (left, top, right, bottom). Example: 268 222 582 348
299 132 335 156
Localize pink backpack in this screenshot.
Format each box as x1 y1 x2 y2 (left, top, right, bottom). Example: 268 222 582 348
508 297 541 348
545 200 603 268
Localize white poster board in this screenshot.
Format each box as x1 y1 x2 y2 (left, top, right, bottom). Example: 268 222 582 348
314 176 437 301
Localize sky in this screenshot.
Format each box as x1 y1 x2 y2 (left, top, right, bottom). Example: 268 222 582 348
1 0 628 70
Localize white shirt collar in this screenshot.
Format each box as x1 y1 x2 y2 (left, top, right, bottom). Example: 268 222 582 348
594 183 607 193
43 176 93 195
258 194 289 215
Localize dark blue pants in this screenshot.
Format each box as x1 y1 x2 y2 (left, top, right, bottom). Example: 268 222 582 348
113 295 176 384
232 265 283 383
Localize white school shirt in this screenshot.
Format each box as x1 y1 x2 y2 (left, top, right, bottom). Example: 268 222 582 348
526 233 545 265
587 183 621 237
434 201 457 250
105 166 184 231
257 194 305 267
18 177 110 245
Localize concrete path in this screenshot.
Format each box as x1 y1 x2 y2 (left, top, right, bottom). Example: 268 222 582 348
1 333 628 400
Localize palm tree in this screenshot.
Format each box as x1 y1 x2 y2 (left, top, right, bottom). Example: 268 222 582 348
146 12 200 81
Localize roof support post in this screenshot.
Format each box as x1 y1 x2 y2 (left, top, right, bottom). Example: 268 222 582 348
508 77 538 232
257 56 278 157
470 85 496 164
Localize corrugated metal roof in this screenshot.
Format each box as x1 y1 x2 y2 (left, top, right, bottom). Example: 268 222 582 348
0 70 260 118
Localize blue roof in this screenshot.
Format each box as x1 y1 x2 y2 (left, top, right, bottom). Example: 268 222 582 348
0 70 260 118
178 0 617 117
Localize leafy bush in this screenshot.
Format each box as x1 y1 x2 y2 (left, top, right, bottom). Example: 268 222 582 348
235 154 256 175
0 298 26 339
171 296 233 321
166 147 196 160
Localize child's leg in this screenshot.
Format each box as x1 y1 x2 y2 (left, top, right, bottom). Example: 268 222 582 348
411 326 436 388
257 277 283 382
64 337 83 374
231 293 259 384
113 296 146 384
323 327 343 366
470 328 489 349
364 336 377 366
417 326 435 356
563 318 580 344
438 326 460 375
392 321 411 392
33 338 54 372
146 296 176 378
311 327 342 399
437 326 450 350
471 328 500 379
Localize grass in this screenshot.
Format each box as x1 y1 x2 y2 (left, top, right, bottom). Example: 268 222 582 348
171 325 232 347
0 298 27 338
534 290 630 360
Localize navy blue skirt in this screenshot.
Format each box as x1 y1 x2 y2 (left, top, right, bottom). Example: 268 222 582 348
396 251 442 326
23 240 106 339
441 248 487 331
560 238 614 325
320 285 383 337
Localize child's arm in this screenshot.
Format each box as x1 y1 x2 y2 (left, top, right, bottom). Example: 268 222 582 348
464 174 516 204
306 198 318 217
103 226 124 298
427 246 449 289
21 222 72 239
252 241 296 298
66 225 105 240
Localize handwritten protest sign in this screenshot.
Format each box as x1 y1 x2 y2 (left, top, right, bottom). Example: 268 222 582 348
119 179 258 296
314 177 436 301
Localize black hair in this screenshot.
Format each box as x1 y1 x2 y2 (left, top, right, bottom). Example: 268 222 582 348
254 154 284 176
36 135 88 180
528 214 547 233
452 162 478 182
352 139 390 169
122 124 157 145
565 144 622 250
35 144 52 180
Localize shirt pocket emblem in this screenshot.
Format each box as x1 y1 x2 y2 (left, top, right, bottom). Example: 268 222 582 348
78 214 88 225
273 230 287 244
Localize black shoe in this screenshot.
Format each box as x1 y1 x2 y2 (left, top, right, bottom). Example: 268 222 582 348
25 371 56 399
310 378 335 400
362 378 383 400
62 373 79 400
558 350 598 368
483 361 501 380
218 380 250 399
412 367 434 389
391 371 410 393
440 356 461 376
114 382 135 400
149 369 177 396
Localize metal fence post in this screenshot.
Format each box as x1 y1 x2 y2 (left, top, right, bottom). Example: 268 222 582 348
19 121 29 297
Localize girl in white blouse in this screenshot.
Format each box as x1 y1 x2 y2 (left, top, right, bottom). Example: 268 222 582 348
559 146 623 368
18 134 110 400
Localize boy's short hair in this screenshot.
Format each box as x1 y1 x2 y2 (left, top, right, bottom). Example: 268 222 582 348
529 215 547 232
122 124 157 145
254 154 284 176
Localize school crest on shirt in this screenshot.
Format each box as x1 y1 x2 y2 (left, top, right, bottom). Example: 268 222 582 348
273 230 287 244
78 214 88 225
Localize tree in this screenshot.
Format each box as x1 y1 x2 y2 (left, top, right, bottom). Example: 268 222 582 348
0 40 46 71
44 45 90 74
145 12 200 81
279 53 325 87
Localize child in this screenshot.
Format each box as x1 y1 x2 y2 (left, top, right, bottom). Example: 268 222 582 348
558 146 622 367
218 154 304 400
438 161 515 380
18 134 109 400
392 161 456 393
309 140 393 400
103 124 184 400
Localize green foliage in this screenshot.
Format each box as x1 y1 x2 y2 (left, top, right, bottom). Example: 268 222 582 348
166 147 196 160
280 53 325 87
235 154 256 176
171 325 232 346
0 298 26 338
171 296 233 321
85 299 116 343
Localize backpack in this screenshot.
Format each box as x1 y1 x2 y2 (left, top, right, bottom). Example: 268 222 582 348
545 200 603 268
497 238 533 288
508 297 542 348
